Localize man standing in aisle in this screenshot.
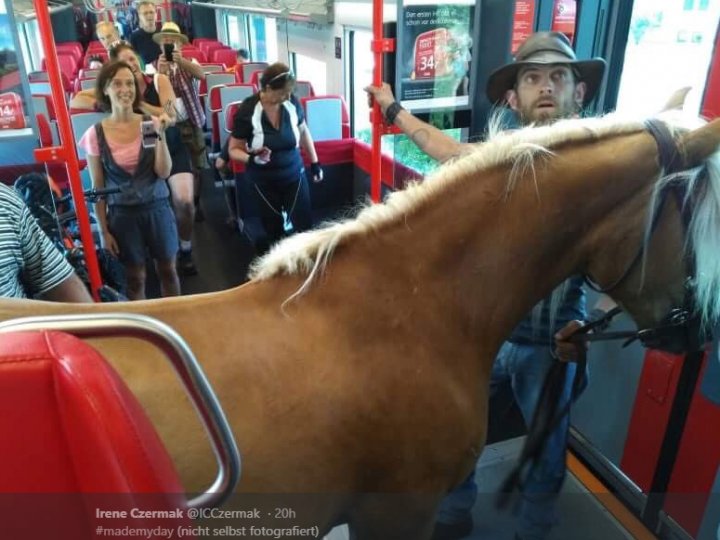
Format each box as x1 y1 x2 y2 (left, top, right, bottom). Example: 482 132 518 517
130 1 162 66
366 31 608 540
155 21 207 276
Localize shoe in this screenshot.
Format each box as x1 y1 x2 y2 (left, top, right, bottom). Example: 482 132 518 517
177 249 198 276
194 204 205 223
431 517 473 540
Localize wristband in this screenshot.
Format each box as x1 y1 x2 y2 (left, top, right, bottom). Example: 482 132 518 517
385 101 404 125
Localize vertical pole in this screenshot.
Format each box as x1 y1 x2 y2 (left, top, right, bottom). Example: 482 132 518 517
370 0 384 203
34 0 102 300
162 0 172 24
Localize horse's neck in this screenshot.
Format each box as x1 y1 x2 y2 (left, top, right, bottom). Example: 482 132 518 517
352 135 659 351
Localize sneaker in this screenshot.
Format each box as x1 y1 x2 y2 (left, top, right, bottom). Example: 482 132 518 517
431 517 473 540
177 249 198 276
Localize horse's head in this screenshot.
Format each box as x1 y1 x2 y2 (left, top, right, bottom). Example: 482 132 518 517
584 116 720 350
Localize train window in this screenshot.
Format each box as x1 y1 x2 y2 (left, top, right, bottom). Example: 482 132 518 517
616 1 720 115
347 29 373 138
22 19 42 72
246 14 278 62
294 53 326 94
226 14 243 49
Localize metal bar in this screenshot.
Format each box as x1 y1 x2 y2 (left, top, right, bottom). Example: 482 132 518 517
370 0 384 203
0 313 241 509
33 0 103 301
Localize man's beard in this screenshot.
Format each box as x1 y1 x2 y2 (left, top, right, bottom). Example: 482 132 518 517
519 98 580 126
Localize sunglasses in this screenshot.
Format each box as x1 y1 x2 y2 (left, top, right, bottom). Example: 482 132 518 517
266 70 294 84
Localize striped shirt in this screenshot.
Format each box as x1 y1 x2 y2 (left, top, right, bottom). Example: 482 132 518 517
0 183 74 298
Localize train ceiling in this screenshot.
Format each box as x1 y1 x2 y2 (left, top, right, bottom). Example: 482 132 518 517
197 0 333 24
13 0 74 22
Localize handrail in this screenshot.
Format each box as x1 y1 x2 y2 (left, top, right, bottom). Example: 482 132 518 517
0 313 241 509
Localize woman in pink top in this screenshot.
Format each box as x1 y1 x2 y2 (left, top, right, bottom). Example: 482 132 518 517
79 61 180 300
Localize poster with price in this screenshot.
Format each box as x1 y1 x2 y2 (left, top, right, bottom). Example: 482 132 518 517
0 92 26 130
397 0 474 111
512 0 536 54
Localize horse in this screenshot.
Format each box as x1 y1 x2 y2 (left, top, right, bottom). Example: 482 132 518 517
1 112 720 539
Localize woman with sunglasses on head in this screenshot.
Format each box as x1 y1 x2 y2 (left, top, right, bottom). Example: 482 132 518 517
228 62 323 253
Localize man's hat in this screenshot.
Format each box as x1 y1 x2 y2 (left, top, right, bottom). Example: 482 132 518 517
152 22 189 45
486 32 606 106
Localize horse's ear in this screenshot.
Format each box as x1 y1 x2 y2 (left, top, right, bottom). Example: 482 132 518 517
660 86 691 112
680 118 720 169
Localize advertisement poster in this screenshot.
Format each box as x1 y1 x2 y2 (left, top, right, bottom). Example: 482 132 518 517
0 92 26 130
512 1 536 54
397 0 474 111
551 0 577 43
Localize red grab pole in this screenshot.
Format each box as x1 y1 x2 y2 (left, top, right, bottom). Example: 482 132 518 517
33 0 103 301
370 1 397 203
161 0 172 23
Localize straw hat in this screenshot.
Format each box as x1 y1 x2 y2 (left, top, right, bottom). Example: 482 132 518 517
486 32 606 106
152 22 189 45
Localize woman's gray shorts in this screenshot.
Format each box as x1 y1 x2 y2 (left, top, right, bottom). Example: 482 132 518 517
108 199 178 265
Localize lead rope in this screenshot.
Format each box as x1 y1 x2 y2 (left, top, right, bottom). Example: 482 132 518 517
496 308 622 509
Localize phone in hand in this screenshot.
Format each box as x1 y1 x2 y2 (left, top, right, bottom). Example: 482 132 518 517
163 43 174 63
141 119 157 148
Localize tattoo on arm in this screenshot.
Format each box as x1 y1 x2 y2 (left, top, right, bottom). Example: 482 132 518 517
410 128 431 150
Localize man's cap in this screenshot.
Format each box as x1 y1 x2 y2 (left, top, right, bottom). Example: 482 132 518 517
486 31 606 106
152 22 189 45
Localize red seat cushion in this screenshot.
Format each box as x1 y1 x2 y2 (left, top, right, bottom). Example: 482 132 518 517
0 331 190 537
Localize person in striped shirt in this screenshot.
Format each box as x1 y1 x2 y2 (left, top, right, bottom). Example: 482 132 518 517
0 184 92 302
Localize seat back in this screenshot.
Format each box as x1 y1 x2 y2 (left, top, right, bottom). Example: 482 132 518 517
225 102 245 173
301 95 350 141
294 80 315 99
212 48 238 68
71 112 108 157
0 331 189 536
204 73 236 129
239 62 268 84
182 48 207 64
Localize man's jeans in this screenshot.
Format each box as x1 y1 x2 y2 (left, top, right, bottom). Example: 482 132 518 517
437 341 585 540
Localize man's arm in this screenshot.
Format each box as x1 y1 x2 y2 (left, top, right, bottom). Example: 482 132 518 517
365 83 465 163
173 51 205 80
39 273 93 302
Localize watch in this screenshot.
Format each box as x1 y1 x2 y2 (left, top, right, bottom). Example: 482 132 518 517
384 101 404 125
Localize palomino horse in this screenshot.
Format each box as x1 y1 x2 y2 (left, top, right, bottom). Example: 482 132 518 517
1 113 720 538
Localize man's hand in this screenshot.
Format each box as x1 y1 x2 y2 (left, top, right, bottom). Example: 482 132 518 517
364 82 396 115
554 320 587 362
102 231 120 257
156 55 170 75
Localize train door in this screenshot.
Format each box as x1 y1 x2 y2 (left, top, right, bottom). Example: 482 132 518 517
562 2 720 539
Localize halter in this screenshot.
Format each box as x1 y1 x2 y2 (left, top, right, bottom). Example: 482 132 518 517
498 119 710 517
579 118 706 354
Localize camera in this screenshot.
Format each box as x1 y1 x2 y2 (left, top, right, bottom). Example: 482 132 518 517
141 119 157 148
163 43 174 62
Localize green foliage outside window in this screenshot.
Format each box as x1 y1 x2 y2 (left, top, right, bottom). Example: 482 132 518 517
356 116 463 177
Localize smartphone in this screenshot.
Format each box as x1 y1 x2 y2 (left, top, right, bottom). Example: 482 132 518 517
141 119 157 148
163 43 174 63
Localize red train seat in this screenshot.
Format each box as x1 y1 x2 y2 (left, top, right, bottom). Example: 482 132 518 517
0 330 189 539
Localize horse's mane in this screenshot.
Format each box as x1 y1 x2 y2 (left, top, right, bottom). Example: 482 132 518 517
249 112 720 324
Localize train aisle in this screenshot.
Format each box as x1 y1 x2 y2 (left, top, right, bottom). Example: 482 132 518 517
147 172 255 297
465 437 644 540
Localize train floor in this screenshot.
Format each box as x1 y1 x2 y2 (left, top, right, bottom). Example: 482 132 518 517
324 437 638 540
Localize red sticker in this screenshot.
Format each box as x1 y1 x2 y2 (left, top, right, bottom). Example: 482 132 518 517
0 92 26 130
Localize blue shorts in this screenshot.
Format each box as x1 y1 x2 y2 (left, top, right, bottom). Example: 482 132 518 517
108 199 178 265
165 126 192 177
